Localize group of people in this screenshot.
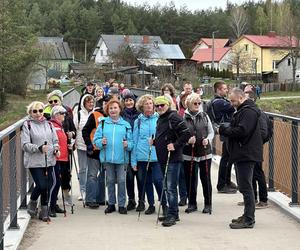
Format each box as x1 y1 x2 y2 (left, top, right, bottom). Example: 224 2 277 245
21 79 269 228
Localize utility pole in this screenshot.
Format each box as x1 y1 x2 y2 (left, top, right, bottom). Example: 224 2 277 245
212 30 219 70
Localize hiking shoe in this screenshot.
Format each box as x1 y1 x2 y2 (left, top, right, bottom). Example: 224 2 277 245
127 200 136 211
145 205 155 215
237 200 258 206
228 182 237 189
256 201 269 209
231 215 244 223
55 205 65 213
119 207 127 214
27 200 38 218
218 186 237 194
86 202 100 209
202 205 212 214
104 205 116 214
135 202 145 212
158 214 180 222
185 205 198 214
230 218 255 229
162 216 176 227
49 207 57 217
39 206 50 222
178 198 187 206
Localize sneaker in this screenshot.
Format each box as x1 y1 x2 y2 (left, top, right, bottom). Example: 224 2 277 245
27 200 38 218
231 215 244 223
104 205 116 214
39 206 50 222
119 207 127 214
228 182 237 189
127 200 136 211
185 205 198 214
48 207 57 218
86 202 100 209
162 216 176 227
55 205 65 213
135 202 145 212
145 205 155 215
256 201 269 209
229 218 255 229
202 205 212 214
158 214 180 222
178 198 187 206
237 200 258 206
218 186 237 194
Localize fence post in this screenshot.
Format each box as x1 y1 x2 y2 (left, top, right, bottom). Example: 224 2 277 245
9 132 19 230
20 148 27 209
0 140 4 250
290 120 299 206
268 117 275 191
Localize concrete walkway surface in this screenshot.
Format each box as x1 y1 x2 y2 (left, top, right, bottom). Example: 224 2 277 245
18 159 300 250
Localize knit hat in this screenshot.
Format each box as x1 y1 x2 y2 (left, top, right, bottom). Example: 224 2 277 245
51 105 66 117
47 90 63 102
154 96 170 106
108 87 119 96
122 91 137 101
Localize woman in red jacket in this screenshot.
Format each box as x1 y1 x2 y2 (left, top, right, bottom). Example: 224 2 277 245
49 105 71 217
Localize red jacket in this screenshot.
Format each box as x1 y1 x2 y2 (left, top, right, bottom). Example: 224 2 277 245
51 119 68 162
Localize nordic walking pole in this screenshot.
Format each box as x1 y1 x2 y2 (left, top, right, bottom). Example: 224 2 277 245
204 143 212 215
156 150 171 226
138 134 154 221
102 136 108 215
44 141 51 224
188 144 195 206
72 152 85 208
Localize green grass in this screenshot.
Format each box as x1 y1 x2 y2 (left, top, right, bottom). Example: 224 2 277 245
257 98 300 117
261 91 300 97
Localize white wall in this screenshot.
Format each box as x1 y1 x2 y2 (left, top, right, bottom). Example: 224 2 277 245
95 40 110 64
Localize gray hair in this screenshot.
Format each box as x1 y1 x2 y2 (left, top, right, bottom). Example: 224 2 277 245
26 101 45 115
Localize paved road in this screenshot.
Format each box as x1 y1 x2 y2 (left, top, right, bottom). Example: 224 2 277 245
260 96 300 100
19 159 300 250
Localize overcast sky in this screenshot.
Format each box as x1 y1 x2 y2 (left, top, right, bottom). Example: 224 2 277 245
123 0 261 11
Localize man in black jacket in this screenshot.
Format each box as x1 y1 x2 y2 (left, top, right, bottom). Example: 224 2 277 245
219 88 263 229
154 96 190 227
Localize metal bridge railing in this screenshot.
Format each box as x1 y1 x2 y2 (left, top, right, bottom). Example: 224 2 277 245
214 112 300 206
0 88 79 250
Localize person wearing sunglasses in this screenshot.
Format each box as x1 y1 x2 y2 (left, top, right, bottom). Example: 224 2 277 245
182 93 214 215
154 96 190 227
21 101 59 222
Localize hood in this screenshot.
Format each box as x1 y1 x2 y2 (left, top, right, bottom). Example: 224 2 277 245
184 108 202 118
80 94 94 113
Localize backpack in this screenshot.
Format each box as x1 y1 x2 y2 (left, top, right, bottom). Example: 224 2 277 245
259 111 273 144
205 98 219 133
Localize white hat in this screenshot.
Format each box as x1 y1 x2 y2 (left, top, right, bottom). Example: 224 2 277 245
51 105 66 117
47 90 63 101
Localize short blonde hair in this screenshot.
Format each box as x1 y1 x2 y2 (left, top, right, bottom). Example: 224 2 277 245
26 101 45 115
185 93 201 108
136 94 155 112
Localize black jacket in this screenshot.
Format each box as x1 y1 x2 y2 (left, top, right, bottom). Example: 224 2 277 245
82 108 103 159
183 110 212 157
155 109 190 164
121 108 140 131
212 95 235 124
219 99 263 164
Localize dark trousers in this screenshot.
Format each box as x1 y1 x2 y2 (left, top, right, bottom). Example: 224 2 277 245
253 162 268 202
184 159 212 206
235 162 255 223
50 163 61 208
30 167 54 206
178 162 187 200
60 161 71 190
126 165 137 201
217 140 233 190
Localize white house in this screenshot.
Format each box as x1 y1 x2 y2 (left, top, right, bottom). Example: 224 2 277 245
277 54 300 83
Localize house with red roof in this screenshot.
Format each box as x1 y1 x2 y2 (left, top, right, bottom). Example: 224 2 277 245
230 31 297 78
192 38 230 52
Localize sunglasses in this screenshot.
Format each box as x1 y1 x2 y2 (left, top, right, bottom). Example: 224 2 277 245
32 109 44 114
155 104 166 108
193 102 201 106
49 100 59 104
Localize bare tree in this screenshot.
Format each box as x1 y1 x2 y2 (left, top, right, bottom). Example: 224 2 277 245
227 45 251 79
229 6 248 39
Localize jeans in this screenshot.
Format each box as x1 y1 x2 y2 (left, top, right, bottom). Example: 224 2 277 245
105 163 126 207
77 149 88 193
162 162 180 218
29 167 54 206
184 159 212 206
50 163 61 208
235 162 255 223
253 162 268 202
126 165 137 201
137 161 165 206
217 141 233 190
86 157 101 203
178 162 187 201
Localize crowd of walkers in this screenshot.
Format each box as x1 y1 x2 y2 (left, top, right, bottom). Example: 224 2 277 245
21 79 270 228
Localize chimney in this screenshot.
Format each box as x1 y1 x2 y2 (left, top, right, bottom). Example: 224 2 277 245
142 35 150 44
268 31 276 38
124 35 130 43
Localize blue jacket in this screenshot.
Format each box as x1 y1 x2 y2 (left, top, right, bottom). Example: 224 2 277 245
131 113 158 167
93 117 133 164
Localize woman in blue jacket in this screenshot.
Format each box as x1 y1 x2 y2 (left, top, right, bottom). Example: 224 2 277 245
131 94 165 215
94 98 133 214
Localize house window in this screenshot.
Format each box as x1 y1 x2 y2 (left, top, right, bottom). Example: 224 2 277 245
100 50 103 56
272 60 279 70
288 58 291 66
245 44 249 52
205 64 210 69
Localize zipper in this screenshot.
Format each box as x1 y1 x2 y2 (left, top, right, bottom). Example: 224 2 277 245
111 123 115 162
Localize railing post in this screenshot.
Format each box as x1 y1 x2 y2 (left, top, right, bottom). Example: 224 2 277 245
268 117 275 191
9 132 19 230
0 140 4 250
20 148 27 209
290 120 299 206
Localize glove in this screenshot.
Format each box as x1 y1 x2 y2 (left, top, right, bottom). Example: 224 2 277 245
87 144 94 156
